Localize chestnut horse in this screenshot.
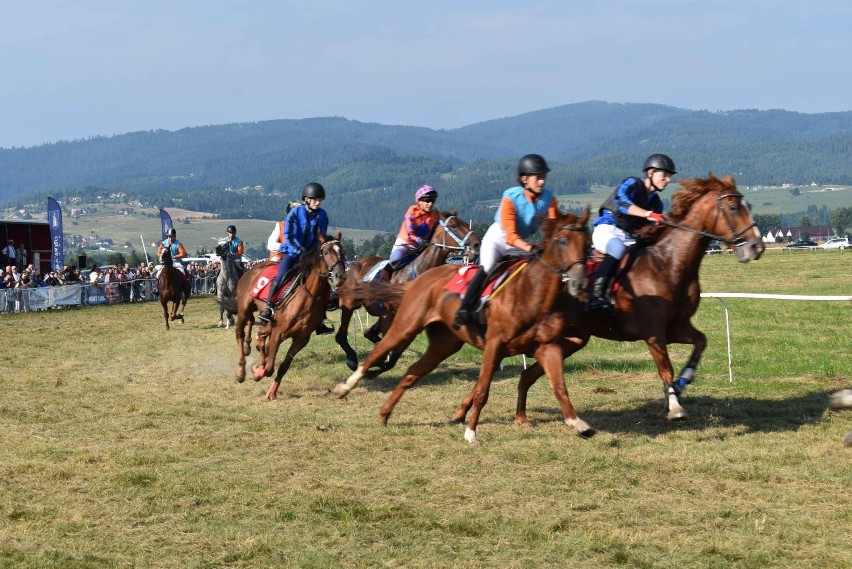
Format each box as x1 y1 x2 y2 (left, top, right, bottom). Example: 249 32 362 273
508 175 765 431
333 208 590 445
234 233 346 400
157 247 190 330
335 210 481 372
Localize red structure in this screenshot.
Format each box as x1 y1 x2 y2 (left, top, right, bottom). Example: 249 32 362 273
1 219 52 273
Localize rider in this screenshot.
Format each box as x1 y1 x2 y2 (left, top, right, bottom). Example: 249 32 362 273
157 228 187 275
586 153 675 311
381 185 440 281
453 154 558 327
225 225 245 277
259 182 334 335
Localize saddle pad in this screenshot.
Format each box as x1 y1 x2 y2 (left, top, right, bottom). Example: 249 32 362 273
443 261 524 299
250 264 297 302
363 260 391 282
586 258 621 294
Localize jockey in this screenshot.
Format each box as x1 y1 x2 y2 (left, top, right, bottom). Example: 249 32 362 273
225 225 245 277
454 154 558 327
266 201 304 261
157 228 187 274
587 153 675 311
382 185 440 280
259 182 333 335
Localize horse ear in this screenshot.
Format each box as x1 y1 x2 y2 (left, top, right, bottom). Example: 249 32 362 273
449 209 457 217
336 230 342 241
579 206 590 226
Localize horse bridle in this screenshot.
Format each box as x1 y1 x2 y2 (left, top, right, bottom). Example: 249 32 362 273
662 192 756 248
318 240 345 284
431 215 477 258
539 223 588 286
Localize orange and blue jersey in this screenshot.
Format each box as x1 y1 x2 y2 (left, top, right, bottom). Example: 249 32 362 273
396 204 439 246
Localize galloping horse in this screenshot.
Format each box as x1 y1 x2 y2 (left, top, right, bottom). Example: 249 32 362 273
234 233 346 399
157 247 191 330
510 175 765 430
333 209 590 445
335 210 480 372
214 242 239 329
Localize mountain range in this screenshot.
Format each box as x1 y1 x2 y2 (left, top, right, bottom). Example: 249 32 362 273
1 101 850 231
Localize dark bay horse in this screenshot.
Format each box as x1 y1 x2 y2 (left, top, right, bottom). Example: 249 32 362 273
234 233 346 400
333 209 590 445
335 210 480 372
157 247 190 330
510 175 765 430
214 242 239 329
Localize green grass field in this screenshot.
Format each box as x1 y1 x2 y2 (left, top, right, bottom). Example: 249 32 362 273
1 251 850 567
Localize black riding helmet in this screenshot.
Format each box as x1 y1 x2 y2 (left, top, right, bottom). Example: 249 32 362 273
518 154 551 176
302 182 326 200
227 225 237 235
167 228 176 239
643 154 677 175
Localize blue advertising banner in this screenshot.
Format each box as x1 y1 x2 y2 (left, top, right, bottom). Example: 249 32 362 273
47 197 64 271
159 209 173 242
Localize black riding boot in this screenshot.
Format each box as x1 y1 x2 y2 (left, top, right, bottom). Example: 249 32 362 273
316 313 335 335
453 266 487 328
586 254 619 311
326 289 339 311
259 281 281 323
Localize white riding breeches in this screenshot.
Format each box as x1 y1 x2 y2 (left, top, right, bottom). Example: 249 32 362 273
592 223 634 259
480 222 527 272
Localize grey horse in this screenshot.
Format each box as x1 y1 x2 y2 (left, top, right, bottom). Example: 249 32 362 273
215 242 240 329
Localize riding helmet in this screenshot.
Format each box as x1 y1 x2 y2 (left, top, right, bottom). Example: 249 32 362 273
167 228 176 239
415 185 437 202
643 154 677 174
227 225 237 235
302 182 326 200
518 154 551 176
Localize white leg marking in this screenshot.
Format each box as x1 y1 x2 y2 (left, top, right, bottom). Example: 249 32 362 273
565 417 591 435
464 427 477 444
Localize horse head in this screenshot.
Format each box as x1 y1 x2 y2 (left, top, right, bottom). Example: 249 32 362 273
540 207 591 297
672 175 765 263
319 231 347 289
159 247 173 266
434 210 481 262
215 242 229 259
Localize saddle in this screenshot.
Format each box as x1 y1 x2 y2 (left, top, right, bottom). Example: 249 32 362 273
443 257 526 301
252 264 301 303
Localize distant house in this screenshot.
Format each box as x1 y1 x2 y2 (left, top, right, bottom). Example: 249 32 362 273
768 226 833 242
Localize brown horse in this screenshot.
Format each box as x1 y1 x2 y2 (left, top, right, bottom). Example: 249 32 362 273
157 247 190 330
333 208 590 445
509 174 765 430
335 210 481 372
234 233 346 400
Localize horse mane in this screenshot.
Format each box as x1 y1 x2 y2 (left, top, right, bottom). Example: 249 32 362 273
294 232 343 272
635 174 737 243
539 208 588 242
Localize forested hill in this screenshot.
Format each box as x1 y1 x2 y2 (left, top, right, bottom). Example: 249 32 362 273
2 101 851 231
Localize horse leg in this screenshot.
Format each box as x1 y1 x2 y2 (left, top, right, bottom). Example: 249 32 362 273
161 300 170 330
515 335 589 427
332 317 424 399
536 343 594 437
378 326 464 426
335 306 359 372
668 323 707 394
461 342 505 446
265 331 311 401
645 339 687 421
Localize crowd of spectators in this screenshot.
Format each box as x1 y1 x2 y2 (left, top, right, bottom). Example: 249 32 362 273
1 257 262 314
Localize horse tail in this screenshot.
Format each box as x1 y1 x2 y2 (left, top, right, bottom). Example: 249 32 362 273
350 280 411 312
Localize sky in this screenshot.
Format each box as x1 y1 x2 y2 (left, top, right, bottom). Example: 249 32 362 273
1 0 850 149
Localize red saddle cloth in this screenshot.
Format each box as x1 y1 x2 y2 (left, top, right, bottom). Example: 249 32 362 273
443 261 525 299
250 264 297 302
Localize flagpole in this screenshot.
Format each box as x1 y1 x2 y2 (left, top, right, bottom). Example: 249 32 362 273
140 235 149 264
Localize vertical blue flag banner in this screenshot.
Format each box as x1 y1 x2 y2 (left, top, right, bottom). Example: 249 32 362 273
47 197 64 271
160 209 173 242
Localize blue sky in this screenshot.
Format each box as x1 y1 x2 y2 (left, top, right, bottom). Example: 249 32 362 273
1 0 850 149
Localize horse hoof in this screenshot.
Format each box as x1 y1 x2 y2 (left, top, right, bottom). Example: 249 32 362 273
235 373 245 384
331 383 350 399
667 409 688 421
829 389 852 409
346 359 357 372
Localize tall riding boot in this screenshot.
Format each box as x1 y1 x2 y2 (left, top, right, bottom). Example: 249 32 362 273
586 254 619 311
316 312 335 335
259 279 281 323
453 266 487 328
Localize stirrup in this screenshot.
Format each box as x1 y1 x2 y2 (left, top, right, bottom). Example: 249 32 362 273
258 305 274 323
585 296 611 312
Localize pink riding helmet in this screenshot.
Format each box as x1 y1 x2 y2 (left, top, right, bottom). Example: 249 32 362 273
415 185 437 201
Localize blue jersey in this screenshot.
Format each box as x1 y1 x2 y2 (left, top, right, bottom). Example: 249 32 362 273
594 177 662 234
280 205 329 256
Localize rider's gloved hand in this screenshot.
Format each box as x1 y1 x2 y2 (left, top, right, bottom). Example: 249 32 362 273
645 212 665 223
528 245 543 258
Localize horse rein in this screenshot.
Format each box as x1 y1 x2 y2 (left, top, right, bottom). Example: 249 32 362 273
432 216 476 258
662 193 756 247
539 223 588 286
